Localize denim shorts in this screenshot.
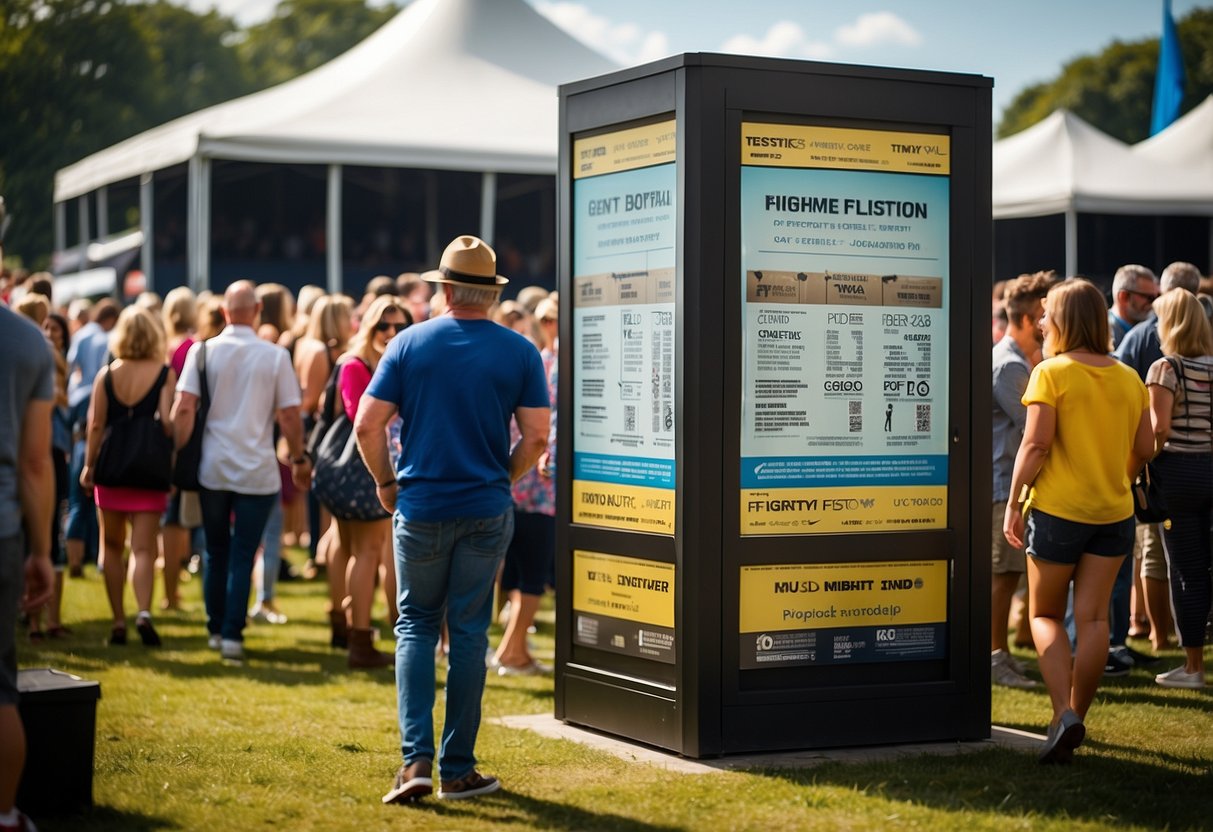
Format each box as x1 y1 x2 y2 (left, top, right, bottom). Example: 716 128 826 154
1026 509 1135 565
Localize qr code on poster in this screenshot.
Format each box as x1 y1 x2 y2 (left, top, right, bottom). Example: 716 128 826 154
848 400 862 432
624 405 636 432
916 404 930 433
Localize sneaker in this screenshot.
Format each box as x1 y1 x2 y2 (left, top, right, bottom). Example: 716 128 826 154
220 639 244 662
438 770 500 800
1124 645 1160 666
207 633 222 650
1104 647 1133 677
382 759 433 804
496 659 552 677
249 605 288 625
1155 665 1205 689
991 650 1038 689
0 809 39 831
1038 709 1084 765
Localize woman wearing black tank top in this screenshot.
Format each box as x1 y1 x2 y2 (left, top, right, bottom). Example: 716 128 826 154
80 307 176 647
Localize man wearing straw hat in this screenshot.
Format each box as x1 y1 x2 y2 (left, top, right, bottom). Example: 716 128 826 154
356 235 550 804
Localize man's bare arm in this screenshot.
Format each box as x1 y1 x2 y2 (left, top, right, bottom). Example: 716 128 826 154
171 391 198 451
510 406 550 484
19 399 55 611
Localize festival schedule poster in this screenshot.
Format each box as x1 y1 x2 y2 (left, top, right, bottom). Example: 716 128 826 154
738 560 948 669
572 120 677 534
739 123 951 535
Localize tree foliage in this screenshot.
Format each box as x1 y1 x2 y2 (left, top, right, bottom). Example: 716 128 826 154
237 0 398 88
0 0 398 267
998 8 1213 141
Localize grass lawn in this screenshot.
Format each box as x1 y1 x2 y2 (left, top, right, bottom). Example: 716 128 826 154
16 549 1213 831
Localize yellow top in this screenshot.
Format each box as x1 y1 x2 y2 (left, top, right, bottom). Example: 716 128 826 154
1022 355 1148 524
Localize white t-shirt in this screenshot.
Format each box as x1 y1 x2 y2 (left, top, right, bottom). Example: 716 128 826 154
178 325 302 495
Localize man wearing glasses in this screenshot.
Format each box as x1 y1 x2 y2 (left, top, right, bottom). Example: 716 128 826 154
1108 264 1159 349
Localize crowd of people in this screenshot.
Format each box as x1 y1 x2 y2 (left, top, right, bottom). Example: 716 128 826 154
1 234 557 818
991 260 1213 763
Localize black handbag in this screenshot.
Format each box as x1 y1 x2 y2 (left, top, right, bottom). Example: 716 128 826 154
94 366 174 491
1132 463 1170 527
172 341 209 491
308 358 389 522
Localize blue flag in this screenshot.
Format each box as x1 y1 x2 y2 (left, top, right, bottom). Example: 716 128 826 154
1150 0 1186 135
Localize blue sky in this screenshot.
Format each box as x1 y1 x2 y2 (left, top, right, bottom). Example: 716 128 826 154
184 0 1209 126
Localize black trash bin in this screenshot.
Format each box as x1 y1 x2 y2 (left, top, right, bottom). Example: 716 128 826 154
16 668 101 813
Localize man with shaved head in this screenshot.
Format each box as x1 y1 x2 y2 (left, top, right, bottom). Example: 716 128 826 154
172 280 310 662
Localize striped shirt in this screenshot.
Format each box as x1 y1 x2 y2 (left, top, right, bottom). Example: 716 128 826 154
1146 355 1213 453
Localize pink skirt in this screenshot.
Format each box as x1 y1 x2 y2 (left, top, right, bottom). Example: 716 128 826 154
94 485 169 515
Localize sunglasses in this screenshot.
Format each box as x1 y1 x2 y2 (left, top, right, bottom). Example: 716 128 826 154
1126 289 1158 303
374 321 405 333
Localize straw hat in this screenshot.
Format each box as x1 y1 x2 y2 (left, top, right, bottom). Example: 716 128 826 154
423 235 508 287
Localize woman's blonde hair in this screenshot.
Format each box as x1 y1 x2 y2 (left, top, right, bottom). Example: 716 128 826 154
1043 278 1110 355
345 295 411 370
306 295 353 349
110 305 166 361
162 286 197 337
15 293 50 325
1156 288 1213 358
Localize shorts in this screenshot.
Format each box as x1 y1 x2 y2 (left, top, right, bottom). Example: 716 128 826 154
1135 522 1168 580
500 510 554 596
991 500 1026 573
0 533 23 705
1026 509 1135 566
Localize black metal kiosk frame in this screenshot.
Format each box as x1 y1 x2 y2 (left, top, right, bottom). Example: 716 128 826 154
555 54 993 757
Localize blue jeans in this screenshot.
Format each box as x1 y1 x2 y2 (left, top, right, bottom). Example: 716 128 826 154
200 489 278 642
393 509 513 781
258 498 284 605
65 438 98 564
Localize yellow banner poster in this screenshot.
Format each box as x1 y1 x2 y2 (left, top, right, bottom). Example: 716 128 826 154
573 480 675 534
741 123 949 174
740 485 946 535
573 550 676 664
574 119 677 179
573 551 675 628
739 560 947 632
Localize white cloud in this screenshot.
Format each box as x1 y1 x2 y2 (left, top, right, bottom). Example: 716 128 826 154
835 12 922 48
535 2 671 66
722 11 920 60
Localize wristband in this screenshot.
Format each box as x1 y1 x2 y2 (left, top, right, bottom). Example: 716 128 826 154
378 478 396 488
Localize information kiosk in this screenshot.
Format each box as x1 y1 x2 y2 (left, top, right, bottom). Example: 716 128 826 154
555 55 992 757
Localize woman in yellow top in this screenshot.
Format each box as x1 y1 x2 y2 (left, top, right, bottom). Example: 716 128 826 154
1003 279 1153 764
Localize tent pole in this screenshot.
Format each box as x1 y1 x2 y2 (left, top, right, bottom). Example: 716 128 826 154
187 156 200 292
77 195 89 256
140 173 154 292
54 201 66 255
96 186 109 240
1208 219 1212 275
480 171 497 244
327 164 343 295
1064 209 1077 277
198 157 211 293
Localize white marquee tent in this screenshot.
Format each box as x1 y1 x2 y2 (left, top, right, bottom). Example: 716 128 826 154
1134 94 1213 177
53 0 616 291
992 108 1213 276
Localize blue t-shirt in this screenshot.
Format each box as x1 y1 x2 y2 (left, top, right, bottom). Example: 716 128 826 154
366 316 549 521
